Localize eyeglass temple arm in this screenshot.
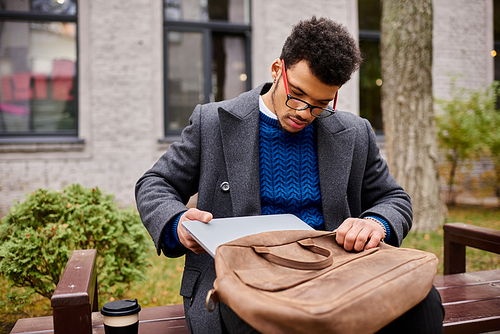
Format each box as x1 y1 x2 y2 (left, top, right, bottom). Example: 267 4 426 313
281 59 289 95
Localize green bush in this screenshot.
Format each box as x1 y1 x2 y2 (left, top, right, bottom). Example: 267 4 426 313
0 184 150 304
435 80 500 204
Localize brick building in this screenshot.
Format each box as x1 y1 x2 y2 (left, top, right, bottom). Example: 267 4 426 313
0 0 495 216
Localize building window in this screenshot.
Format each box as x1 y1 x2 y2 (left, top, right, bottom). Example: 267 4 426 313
0 0 77 139
358 0 383 133
163 0 251 136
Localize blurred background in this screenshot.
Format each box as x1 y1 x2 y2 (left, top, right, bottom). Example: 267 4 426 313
0 0 497 214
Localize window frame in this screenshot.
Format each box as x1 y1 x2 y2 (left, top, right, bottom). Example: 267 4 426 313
0 6 80 142
163 15 252 139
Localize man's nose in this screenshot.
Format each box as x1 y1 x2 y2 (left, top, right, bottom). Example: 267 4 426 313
296 107 313 120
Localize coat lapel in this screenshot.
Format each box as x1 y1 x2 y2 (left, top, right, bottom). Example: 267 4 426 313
217 86 266 217
316 116 357 230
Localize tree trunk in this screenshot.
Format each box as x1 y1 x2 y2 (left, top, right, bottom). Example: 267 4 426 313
380 0 446 231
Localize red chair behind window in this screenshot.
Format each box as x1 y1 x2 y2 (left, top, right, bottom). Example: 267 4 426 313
52 59 75 101
1 76 13 102
12 73 33 101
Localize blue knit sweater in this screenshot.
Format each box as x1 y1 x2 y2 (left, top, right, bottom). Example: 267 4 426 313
163 111 390 249
259 112 325 230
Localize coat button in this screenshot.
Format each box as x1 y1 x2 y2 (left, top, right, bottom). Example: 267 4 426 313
220 182 230 192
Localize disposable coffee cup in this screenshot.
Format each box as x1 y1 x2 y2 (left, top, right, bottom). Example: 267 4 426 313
101 299 141 334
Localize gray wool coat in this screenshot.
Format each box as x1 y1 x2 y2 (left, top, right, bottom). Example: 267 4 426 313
135 83 412 333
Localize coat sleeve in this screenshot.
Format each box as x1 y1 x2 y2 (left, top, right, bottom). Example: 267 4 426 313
135 105 203 257
358 119 413 246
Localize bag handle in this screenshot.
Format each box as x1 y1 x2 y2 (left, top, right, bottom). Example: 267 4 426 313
252 238 333 270
206 289 219 312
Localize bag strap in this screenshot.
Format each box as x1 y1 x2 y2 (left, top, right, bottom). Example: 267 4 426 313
252 238 333 270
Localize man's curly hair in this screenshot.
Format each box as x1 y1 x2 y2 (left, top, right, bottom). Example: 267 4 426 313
280 16 362 87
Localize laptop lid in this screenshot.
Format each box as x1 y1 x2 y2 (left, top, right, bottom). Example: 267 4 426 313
181 214 313 257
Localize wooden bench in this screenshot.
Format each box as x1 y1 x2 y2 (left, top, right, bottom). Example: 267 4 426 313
434 223 500 334
10 249 190 334
10 223 500 334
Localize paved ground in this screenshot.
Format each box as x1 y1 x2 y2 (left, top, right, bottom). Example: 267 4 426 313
454 192 499 207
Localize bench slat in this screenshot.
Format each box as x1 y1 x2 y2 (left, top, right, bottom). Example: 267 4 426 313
439 286 500 304
136 319 189 334
10 316 53 333
138 304 185 320
443 298 500 334
434 269 500 288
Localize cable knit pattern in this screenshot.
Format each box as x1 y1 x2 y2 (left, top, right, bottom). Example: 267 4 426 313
259 113 325 230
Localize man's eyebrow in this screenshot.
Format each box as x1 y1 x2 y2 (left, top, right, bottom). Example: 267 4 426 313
289 82 332 104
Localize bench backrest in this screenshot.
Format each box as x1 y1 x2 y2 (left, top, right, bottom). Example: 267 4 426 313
50 249 98 334
444 222 500 274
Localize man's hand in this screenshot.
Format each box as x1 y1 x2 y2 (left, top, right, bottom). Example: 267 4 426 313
335 218 385 252
177 208 213 254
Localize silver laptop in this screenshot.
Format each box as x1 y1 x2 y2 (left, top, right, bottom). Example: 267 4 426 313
181 214 313 257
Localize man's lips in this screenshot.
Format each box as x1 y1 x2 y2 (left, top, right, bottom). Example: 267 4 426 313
288 116 307 129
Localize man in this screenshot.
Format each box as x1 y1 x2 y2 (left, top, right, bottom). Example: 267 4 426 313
136 16 444 334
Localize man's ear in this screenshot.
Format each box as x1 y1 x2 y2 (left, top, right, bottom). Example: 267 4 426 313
270 58 282 81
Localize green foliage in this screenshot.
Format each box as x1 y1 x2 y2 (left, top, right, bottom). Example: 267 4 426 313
0 184 150 303
435 80 500 204
435 83 482 162
473 82 500 197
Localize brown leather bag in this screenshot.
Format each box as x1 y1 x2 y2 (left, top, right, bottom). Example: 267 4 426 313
206 230 438 334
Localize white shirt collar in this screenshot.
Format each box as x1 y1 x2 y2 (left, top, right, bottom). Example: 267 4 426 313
259 95 277 120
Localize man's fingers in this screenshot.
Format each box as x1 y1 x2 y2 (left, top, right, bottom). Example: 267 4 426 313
353 228 371 252
337 219 363 252
336 217 385 252
182 236 205 254
182 208 213 223
335 219 353 247
177 223 207 254
177 208 213 253
363 224 384 250
364 234 381 250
